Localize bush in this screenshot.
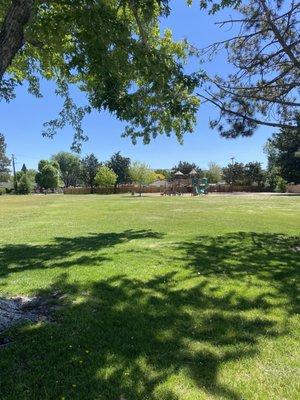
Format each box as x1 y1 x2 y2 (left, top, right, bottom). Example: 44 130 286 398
18 174 34 194
275 177 287 193
0 187 5 195
94 166 117 188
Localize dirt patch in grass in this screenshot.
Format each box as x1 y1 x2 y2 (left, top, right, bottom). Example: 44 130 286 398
0 294 61 336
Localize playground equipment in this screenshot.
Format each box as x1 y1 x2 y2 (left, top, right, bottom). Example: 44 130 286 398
192 177 209 195
162 169 209 195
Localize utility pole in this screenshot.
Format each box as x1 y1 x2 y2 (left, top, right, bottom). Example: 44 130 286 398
11 154 17 192
229 156 235 189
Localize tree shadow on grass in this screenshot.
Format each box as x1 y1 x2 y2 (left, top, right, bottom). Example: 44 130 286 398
0 231 298 399
0 229 164 278
0 276 279 399
175 232 299 315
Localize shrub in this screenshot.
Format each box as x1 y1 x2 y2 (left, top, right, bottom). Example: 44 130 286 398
275 177 287 193
94 166 117 188
0 187 5 195
36 161 60 190
18 174 34 194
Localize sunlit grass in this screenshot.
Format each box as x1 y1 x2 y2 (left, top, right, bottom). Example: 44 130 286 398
0 194 299 400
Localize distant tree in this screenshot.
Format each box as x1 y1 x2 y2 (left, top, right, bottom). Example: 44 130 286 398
16 168 37 193
275 177 287 193
205 162 222 183
26 169 38 184
81 154 100 193
36 160 60 190
95 166 117 188
154 169 171 180
244 162 265 186
129 162 156 196
223 162 245 185
172 161 203 178
264 166 280 192
106 152 131 188
52 151 81 187
154 172 166 181
0 133 10 181
18 173 34 194
264 123 300 184
21 163 27 173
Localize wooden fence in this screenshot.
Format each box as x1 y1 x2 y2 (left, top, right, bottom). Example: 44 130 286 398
208 185 266 193
287 184 300 193
64 184 267 195
63 185 163 195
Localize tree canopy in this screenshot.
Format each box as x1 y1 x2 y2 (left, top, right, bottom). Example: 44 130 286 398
52 152 81 187
129 161 156 195
80 154 100 191
172 161 203 178
35 159 60 190
205 162 222 183
95 166 117 188
18 172 34 194
106 152 131 187
1 0 298 146
198 0 300 137
265 122 300 184
0 0 200 150
222 162 245 185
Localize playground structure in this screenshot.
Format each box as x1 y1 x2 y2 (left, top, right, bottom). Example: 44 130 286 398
163 169 209 196
192 176 209 195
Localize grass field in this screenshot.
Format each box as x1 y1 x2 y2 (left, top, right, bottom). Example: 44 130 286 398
0 194 299 400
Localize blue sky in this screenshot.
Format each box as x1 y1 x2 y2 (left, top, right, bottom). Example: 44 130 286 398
1 1 273 171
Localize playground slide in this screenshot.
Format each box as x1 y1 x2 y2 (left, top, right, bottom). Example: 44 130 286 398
194 185 208 195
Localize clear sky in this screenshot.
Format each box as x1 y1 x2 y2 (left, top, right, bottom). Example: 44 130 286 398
1 1 273 171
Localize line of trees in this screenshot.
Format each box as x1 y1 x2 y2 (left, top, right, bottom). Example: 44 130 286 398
1 125 298 195
1 150 158 195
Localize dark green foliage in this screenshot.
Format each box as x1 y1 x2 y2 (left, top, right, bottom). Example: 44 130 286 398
223 162 266 186
17 173 33 194
198 0 299 137
80 154 100 191
243 162 265 186
106 152 131 187
21 163 27 173
16 168 37 194
0 133 10 181
265 123 300 184
35 160 59 190
275 177 287 193
172 161 203 178
52 152 81 187
222 162 245 185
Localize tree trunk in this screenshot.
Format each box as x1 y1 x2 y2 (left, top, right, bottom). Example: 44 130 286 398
0 0 34 81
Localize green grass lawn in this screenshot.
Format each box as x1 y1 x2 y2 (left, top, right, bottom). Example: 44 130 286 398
0 194 299 400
